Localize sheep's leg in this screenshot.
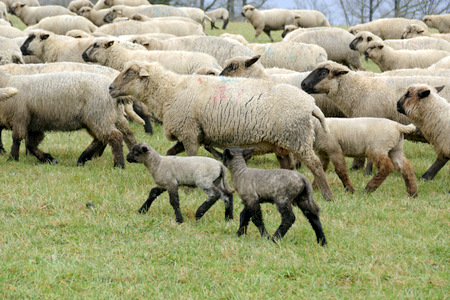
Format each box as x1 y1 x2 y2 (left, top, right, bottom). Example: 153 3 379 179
236 206 251 236
263 29 274 42
0 127 5 154
350 158 365 171
250 203 270 239
168 189 184 223
184 141 200 156
138 186 166 214
166 141 185 156
390 151 418 197
9 124 27 161
302 211 327 246
25 131 57 164
365 160 374 176
221 192 234 221
115 117 137 151
204 145 223 160
329 152 355 193
422 157 448 180
77 139 106 166
132 101 153 135
272 203 296 241
222 19 229 29
107 129 125 168
365 153 394 193
210 21 217 29
195 187 221 220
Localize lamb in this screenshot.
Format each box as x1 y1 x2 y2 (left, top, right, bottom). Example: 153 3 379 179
206 7 229 30
397 84 449 180
241 4 297 42
127 13 197 25
401 24 450 42
102 5 189 23
349 18 428 40
222 146 327 245
364 40 450 71
127 142 234 223
25 15 98 35
177 7 211 30
67 0 93 13
109 61 335 201
93 0 149 10
2 0 39 13
292 9 330 28
246 41 327 72
423 14 450 33
10 2 76 26
77 6 112 27
285 27 366 70
0 70 136 167
0 36 24 64
82 38 222 75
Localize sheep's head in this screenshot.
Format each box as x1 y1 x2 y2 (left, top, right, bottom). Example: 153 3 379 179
103 8 120 23
104 0 114 7
348 26 359 35
363 40 384 61
82 38 115 63
222 146 255 169
126 142 155 164
423 16 433 27
397 84 445 117
219 55 261 77
109 61 153 98
241 5 256 18
132 37 162 50
301 61 349 95
281 24 298 38
10 2 26 15
20 30 51 56
349 31 380 52
77 6 92 16
401 24 425 39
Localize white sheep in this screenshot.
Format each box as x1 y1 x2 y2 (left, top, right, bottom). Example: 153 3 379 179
102 4 189 23
82 38 222 75
77 6 112 27
177 6 211 30
109 61 335 201
428 56 450 69
281 25 331 39
219 33 249 45
67 0 93 13
11 2 76 26
66 29 93 38
423 14 450 33
127 142 234 223
364 40 450 71
292 9 330 28
241 4 297 42
397 84 449 180
25 15 98 35
206 7 229 30
93 0 149 10
0 36 24 64
401 24 450 42
2 0 39 13
349 18 428 40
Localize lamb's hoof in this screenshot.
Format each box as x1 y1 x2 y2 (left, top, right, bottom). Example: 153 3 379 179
225 215 233 221
318 237 327 246
195 213 203 220
364 186 376 193
138 207 148 214
345 186 355 193
114 162 125 169
86 202 96 208
8 156 19 162
176 218 184 224
77 160 85 167
42 154 57 165
421 174 434 181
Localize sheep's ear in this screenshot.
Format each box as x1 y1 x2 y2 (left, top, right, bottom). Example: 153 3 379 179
40 34 50 40
435 85 444 93
242 148 255 158
105 40 115 48
333 69 349 76
367 36 372 41
141 145 149 153
418 89 430 99
223 148 233 160
245 55 260 68
418 29 425 33
378 44 384 49
139 67 151 77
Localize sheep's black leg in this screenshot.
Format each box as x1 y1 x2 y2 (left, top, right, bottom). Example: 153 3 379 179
303 211 327 246
26 131 57 164
168 189 184 223
195 188 221 220
77 139 106 166
236 206 251 236
250 204 270 239
204 145 223 160
132 101 153 135
166 141 185 156
222 193 234 221
9 138 21 161
138 187 166 214
222 19 229 29
350 158 365 171
422 157 448 180
272 203 296 241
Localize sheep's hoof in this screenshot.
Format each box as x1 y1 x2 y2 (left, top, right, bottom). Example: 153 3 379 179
318 237 327 246
113 162 125 169
42 155 57 165
7 156 19 162
138 207 148 214
345 186 355 193
77 160 85 167
176 218 184 224
0 147 5 155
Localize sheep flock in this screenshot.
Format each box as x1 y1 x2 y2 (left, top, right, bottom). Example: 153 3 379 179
0 0 449 249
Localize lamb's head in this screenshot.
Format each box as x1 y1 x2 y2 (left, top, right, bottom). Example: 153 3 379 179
131 37 163 50
401 24 425 39
194 67 221 76
219 55 262 77
126 142 155 164
222 146 255 170
10 2 26 15
241 5 256 18
349 31 381 52
423 16 433 28
82 38 115 63
103 6 123 23
348 26 360 35
77 6 92 17
104 0 114 7
281 25 298 38
363 40 385 61
397 84 445 117
301 61 349 95
20 30 52 56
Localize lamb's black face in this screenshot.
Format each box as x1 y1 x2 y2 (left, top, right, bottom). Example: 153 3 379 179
301 67 329 94
126 142 150 163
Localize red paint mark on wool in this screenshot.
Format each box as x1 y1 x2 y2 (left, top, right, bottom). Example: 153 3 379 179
198 78 202 84
211 84 228 106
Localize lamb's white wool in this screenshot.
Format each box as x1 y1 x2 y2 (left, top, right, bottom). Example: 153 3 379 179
349 18 428 39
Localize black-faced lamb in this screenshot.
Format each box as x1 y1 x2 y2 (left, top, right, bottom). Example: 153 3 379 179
109 61 335 201
206 8 229 30
397 84 449 180
126 142 234 223
423 14 450 34
222 146 327 245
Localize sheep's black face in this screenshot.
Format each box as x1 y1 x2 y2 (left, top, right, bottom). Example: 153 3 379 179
349 36 362 50
301 67 329 94
397 91 410 115
20 34 36 56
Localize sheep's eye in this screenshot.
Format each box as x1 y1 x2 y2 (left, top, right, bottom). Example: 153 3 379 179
405 91 410 98
93 43 99 48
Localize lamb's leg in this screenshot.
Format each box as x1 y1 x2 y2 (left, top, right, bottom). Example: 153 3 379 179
390 152 418 197
138 186 166 214
210 21 217 29
422 157 448 180
303 211 327 246
204 145 223 160
221 192 234 221
329 152 355 193
195 186 221 220
272 203 296 241
106 129 125 168
250 203 270 239
365 153 394 193
297 151 334 201
236 206 251 236
77 139 106 166
9 124 27 161
264 29 274 42
26 131 57 164
168 189 184 223
222 19 229 29
166 141 185 156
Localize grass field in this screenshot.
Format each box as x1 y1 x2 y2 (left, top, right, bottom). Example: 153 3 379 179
0 18 448 298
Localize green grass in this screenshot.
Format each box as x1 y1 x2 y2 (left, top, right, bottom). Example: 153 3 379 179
0 21 448 298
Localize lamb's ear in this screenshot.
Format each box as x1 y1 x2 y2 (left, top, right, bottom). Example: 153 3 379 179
40 34 50 40
245 55 261 68
435 85 445 93
418 89 430 99
242 148 255 158
223 148 233 161
367 36 372 41
139 66 151 77
378 44 384 49
333 69 349 76
105 40 115 48
418 29 425 33
141 145 149 153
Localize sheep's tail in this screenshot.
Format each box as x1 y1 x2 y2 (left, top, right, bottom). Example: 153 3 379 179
398 123 417 134
0 87 18 101
203 14 212 22
124 102 145 125
312 105 329 133
220 164 235 194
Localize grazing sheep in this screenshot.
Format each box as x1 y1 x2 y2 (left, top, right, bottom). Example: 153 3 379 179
93 0 148 10
82 38 222 75
0 36 24 64
281 25 330 39
10 2 76 26
25 15 98 35
423 14 450 33
109 61 335 201
397 84 449 180
241 4 296 42
127 13 198 25
206 7 229 30
246 41 327 72
292 9 330 28
102 4 189 23
222 146 327 245
286 27 366 70
364 40 449 71
67 0 93 13
401 24 450 42
349 18 428 40
77 6 112 27
127 142 234 223
0 70 136 167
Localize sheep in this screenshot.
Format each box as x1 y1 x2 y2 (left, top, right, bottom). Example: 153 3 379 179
120 33 177 45
0 70 137 167
82 38 222 75
300 61 450 143
66 29 93 38
102 4 189 23
401 24 450 42
2 0 39 13
206 7 229 30
177 7 211 30
77 6 112 27
67 0 93 13
364 40 450 71
109 61 335 200
126 13 199 25
428 56 450 69
241 4 297 42
93 0 148 10
0 1 9 21
246 41 327 72
133 35 256 67
25 15 98 35
0 36 24 64
222 146 327 245
281 25 331 39
126 142 234 223
10 2 76 26
397 84 449 180
220 33 249 45
292 9 330 28
349 18 428 40
285 27 366 70
423 14 450 33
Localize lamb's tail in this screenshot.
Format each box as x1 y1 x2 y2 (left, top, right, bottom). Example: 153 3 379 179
312 105 329 133
220 164 235 194
0 87 18 101
398 123 417 134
